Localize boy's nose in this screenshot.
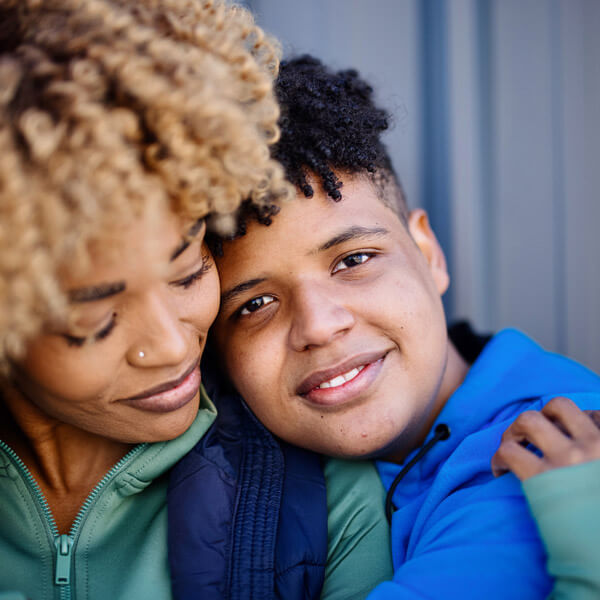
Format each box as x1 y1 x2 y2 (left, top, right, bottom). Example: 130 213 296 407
288 285 355 351
127 291 189 367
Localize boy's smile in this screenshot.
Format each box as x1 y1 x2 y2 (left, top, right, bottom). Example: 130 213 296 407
296 349 387 405
213 174 467 461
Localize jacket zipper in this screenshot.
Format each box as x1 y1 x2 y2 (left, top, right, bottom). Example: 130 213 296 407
0 440 147 599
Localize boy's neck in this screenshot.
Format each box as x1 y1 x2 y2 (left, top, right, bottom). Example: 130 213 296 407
436 339 470 418
382 340 469 464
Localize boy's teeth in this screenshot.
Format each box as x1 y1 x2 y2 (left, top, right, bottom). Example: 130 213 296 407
316 365 365 389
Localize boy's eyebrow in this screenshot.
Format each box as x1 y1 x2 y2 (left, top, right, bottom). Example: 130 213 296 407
219 226 390 310
317 226 390 252
220 278 267 309
68 282 126 303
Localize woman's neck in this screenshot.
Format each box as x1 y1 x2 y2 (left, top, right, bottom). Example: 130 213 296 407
0 387 133 533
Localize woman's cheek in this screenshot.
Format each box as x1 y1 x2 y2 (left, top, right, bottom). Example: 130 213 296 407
20 338 119 406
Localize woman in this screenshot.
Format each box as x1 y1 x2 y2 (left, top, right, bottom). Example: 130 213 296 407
0 0 285 597
0 3 392 599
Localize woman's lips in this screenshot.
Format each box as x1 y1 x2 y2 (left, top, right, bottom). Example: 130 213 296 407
300 353 387 407
120 362 201 413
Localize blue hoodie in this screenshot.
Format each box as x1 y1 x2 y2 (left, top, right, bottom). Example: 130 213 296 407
369 329 600 599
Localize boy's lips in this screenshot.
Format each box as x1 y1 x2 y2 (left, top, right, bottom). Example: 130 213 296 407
296 350 389 400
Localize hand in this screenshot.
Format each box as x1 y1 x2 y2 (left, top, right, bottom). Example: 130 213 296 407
491 396 600 480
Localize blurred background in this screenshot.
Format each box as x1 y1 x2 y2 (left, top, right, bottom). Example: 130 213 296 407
242 0 600 372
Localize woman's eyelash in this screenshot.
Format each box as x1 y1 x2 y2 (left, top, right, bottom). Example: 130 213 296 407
64 334 86 348
173 255 212 289
62 257 212 347
95 316 117 340
64 313 117 347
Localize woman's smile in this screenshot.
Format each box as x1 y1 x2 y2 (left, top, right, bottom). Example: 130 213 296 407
119 358 201 414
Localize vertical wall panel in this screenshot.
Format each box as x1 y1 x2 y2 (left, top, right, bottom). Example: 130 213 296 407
250 0 330 56
446 0 489 330
421 0 455 315
489 0 559 351
561 0 600 371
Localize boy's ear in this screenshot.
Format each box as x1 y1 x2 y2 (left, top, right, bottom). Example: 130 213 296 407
407 209 450 295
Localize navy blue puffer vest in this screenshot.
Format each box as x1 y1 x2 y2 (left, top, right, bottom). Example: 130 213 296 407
167 362 328 599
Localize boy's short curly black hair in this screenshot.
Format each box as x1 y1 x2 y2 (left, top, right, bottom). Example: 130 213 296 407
210 54 407 255
273 54 407 218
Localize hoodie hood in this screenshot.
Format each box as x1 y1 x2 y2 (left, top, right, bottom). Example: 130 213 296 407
378 328 600 491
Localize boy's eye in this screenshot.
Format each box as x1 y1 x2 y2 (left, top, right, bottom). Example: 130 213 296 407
64 313 117 347
172 255 212 289
239 295 275 316
332 252 373 274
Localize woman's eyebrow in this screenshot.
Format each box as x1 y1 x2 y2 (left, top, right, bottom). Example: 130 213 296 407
220 278 267 309
69 220 207 303
316 226 390 252
170 219 206 262
68 282 126 303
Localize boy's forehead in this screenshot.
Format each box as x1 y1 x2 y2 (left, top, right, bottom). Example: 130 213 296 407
218 173 405 265
300 169 406 220
291 173 405 235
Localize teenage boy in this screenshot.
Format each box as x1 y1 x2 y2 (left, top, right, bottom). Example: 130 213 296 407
209 56 600 598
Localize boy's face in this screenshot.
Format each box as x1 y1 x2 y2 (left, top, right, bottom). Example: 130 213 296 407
213 175 453 460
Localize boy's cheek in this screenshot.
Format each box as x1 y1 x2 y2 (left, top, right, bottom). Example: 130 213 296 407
222 335 279 398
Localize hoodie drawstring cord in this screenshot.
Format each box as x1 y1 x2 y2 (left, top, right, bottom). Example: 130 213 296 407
385 423 451 524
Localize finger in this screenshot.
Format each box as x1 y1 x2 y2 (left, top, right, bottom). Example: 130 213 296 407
501 410 572 459
584 410 600 430
542 397 600 440
492 439 546 480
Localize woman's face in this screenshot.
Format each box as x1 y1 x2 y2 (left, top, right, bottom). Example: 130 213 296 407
12 203 219 444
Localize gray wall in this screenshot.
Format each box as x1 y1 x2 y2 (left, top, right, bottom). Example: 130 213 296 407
248 0 600 372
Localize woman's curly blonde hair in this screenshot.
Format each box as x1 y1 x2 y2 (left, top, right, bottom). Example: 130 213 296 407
0 0 291 369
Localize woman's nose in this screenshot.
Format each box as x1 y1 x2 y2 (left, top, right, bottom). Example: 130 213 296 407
127 291 189 367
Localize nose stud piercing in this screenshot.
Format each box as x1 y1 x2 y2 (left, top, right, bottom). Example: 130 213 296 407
138 351 145 358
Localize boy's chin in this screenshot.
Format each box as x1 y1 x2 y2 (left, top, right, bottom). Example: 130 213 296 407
334 433 415 463
318 434 406 463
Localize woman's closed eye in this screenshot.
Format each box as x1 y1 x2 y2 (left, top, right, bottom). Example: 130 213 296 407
332 251 375 274
238 294 275 317
64 313 117 347
171 255 212 289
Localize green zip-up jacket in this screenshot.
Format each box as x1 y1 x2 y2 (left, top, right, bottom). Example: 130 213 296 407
0 389 392 600
523 458 600 600
0 391 217 600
